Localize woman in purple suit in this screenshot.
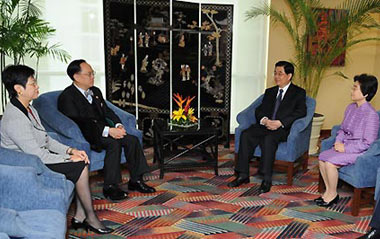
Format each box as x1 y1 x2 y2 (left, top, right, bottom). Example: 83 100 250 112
316 74 379 207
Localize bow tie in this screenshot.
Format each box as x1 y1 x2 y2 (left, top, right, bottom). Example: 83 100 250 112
85 89 94 98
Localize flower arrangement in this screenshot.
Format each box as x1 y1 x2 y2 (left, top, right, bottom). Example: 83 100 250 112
171 93 198 126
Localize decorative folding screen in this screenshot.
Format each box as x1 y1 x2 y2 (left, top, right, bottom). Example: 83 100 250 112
104 0 233 145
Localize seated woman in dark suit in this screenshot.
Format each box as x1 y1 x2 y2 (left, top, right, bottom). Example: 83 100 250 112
0 65 112 234
316 74 379 207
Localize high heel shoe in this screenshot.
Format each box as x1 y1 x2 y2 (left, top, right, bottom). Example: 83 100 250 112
71 217 86 230
84 220 114 234
317 194 339 207
313 196 324 203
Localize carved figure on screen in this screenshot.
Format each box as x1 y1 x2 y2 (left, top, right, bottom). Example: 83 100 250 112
178 34 185 48
138 32 144 47
140 55 149 73
202 44 208 56
148 58 168 86
129 36 134 55
157 34 168 44
144 32 150 48
186 65 191 81
120 53 127 71
152 31 157 46
180 65 186 81
208 41 213 56
111 45 120 56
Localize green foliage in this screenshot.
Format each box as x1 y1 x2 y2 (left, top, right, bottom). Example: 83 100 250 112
246 0 380 98
0 0 70 65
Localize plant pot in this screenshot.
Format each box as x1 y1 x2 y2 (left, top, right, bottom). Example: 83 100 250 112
309 113 325 155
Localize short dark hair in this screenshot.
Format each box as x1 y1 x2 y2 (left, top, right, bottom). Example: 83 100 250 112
1 65 35 99
354 74 378 102
275 61 294 80
67 59 86 81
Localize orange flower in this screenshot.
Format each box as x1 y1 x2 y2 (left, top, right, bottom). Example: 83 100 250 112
173 93 186 108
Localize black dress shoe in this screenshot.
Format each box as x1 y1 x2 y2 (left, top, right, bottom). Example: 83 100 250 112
227 176 249 187
358 228 380 239
71 217 86 230
313 196 324 203
259 180 272 194
129 180 156 193
317 194 339 207
84 220 114 234
103 184 128 201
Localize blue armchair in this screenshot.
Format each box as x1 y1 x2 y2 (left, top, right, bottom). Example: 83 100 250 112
0 125 74 238
319 114 380 216
32 91 143 172
234 95 316 185
376 168 380 202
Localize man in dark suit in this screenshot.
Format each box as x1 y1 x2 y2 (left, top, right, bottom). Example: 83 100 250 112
359 197 380 238
228 61 306 193
58 59 155 201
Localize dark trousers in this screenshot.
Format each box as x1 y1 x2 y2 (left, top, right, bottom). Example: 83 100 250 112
370 198 380 229
99 134 149 186
236 124 287 182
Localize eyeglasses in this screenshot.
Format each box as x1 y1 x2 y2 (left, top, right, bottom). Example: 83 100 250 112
79 71 96 77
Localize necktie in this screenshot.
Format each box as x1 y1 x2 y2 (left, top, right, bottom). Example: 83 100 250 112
85 89 94 103
85 89 93 97
271 89 283 120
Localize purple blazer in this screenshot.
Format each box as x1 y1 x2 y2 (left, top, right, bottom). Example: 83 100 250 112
319 102 379 166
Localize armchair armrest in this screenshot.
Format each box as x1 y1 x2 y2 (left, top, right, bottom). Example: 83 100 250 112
376 168 380 201
321 125 341 152
236 95 264 128
0 165 68 214
348 154 380 188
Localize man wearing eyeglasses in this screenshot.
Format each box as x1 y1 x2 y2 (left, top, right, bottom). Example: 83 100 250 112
228 61 306 194
58 59 155 201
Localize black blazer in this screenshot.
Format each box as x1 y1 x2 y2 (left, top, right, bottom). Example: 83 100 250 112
255 83 307 132
58 84 121 151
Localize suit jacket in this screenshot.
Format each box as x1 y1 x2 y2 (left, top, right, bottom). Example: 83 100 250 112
0 98 70 164
255 83 307 132
58 84 121 152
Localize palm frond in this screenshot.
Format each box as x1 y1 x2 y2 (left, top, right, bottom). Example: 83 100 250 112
246 4 297 42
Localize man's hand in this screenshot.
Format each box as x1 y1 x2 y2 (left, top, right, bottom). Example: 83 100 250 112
265 120 282 130
334 142 345 153
71 149 90 164
109 127 127 139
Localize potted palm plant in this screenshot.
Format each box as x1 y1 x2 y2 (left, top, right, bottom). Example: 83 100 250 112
0 0 70 111
246 0 380 154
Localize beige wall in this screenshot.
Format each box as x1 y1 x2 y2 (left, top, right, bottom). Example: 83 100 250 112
267 0 380 129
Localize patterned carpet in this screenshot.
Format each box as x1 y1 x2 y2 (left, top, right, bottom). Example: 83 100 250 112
67 144 375 239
